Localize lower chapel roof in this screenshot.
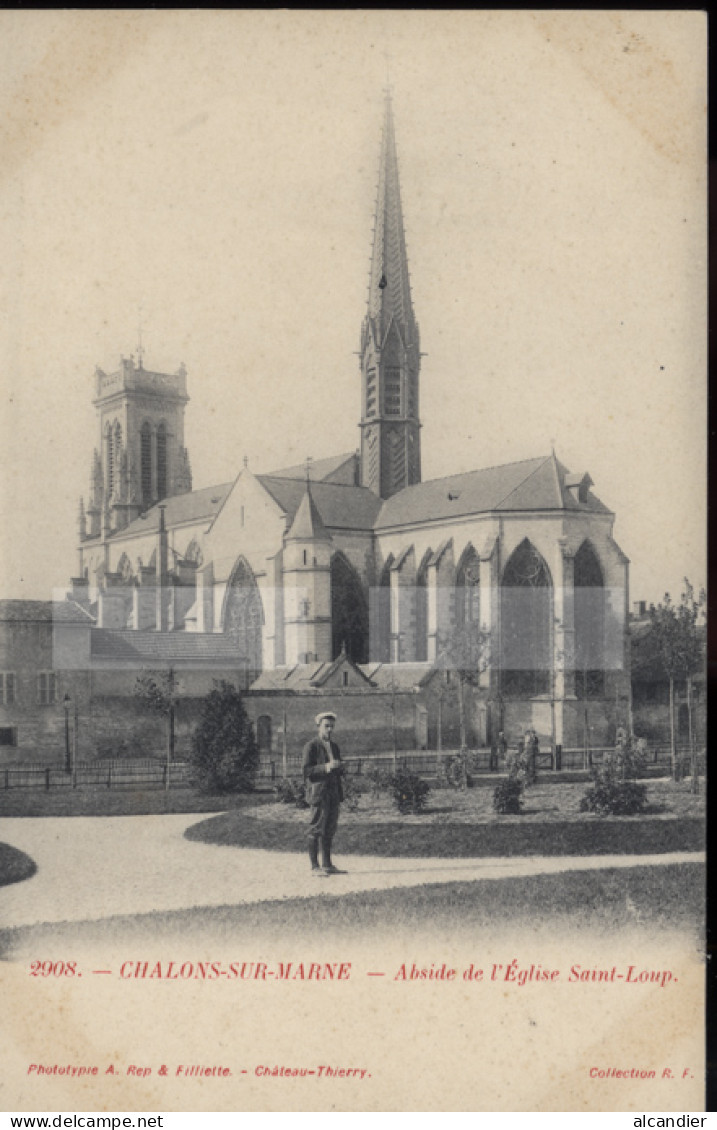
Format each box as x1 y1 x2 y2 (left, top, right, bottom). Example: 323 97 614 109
92 452 610 546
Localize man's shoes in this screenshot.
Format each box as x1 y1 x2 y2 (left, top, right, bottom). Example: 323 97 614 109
322 864 347 875
312 866 328 877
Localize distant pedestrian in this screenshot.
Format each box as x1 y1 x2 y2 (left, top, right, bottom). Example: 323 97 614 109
302 711 346 876
524 728 539 785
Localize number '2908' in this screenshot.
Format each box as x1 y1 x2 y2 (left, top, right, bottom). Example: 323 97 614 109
30 960 79 977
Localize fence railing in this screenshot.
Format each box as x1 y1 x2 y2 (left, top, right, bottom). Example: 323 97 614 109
1 760 194 791
1 745 701 791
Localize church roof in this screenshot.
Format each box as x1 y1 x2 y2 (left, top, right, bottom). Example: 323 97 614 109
374 455 612 529
267 452 357 484
259 476 383 531
119 482 233 538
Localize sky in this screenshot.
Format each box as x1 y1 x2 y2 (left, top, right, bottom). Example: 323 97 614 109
0 10 706 605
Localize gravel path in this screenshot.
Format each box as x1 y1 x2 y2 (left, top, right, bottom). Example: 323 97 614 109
0 815 704 930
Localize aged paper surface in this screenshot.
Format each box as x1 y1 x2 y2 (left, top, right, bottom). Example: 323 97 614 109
0 10 706 1113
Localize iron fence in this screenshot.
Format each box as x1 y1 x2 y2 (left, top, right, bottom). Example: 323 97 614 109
0 743 702 791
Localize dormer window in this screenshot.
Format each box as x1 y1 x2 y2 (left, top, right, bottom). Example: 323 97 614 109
565 472 593 505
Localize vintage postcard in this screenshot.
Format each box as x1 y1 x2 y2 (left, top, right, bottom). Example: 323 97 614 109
0 11 706 1114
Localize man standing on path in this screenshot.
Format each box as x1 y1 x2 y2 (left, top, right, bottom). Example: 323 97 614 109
302 711 346 877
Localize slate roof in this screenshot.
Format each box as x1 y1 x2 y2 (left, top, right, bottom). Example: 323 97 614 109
375 455 611 530
361 662 437 690
96 453 608 548
0 599 95 624
285 485 332 542
267 453 357 483
91 629 245 667
259 477 382 531
250 660 435 692
118 482 234 539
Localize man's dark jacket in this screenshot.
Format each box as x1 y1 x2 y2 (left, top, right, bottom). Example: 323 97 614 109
302 738 344 806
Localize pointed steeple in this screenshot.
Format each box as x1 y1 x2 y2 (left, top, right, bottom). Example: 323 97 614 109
365 91 418 350
285 481 332 542
359 91 421 500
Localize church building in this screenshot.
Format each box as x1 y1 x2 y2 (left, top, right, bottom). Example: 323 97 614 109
71 93 630 752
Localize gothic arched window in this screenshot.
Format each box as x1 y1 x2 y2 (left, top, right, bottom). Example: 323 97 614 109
372 558 393 663
455 545 480 629
185 538 203 569
414 550 432 662
574 540 605 698
117 553 133 585
156 423 167 501
501 539 553 697
330 553 368 663
140 423 152 505
223 557 263 675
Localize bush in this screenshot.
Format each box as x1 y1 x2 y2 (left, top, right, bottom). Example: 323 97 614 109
365 764 392 800
579 730 648 816
492 777 524 815
505 744 537 787
342 774 363 814
439 750 477 790
275 777 307 808
579 779 648 817
190 681 259 794
388 768 430 815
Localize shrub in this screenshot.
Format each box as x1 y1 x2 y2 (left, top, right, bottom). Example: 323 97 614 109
342 774 362 814
492 777 524 815
275 777 307 808
388 768 430 815
439 750 477 790
365 764 392 800
579 779 648 817
505 743 537 787
579 730 648 816
190 681 259 794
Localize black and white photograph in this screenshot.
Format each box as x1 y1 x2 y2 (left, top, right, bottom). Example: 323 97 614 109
0 11 706 1115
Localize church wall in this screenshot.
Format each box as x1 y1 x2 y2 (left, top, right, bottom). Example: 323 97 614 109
204 470 286 586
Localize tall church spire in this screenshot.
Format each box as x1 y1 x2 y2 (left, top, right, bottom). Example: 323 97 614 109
359 91 421 499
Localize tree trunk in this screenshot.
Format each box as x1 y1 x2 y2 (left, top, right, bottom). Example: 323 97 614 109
458 678 466 751
164 703 175 792
669 676 677 780
687 677 698 794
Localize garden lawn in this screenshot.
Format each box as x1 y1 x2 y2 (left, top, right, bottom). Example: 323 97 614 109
185 778 704 858
0 862 704 959
0 786 274 819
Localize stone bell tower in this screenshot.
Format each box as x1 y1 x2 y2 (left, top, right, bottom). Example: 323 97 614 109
82 354 193 540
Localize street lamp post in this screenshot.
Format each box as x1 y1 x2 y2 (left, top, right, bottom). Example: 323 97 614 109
72 701 79 787
63 693 71 774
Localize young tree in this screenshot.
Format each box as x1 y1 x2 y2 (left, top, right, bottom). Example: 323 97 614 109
648 580 705 789
134 668 179 790
437 619 491 788
191 680 259 794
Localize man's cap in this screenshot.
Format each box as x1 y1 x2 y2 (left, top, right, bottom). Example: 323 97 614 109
315 711 337 726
